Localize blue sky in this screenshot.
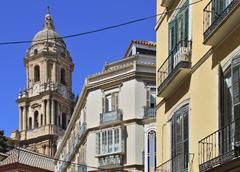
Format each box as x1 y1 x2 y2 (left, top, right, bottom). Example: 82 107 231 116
0 1 156 136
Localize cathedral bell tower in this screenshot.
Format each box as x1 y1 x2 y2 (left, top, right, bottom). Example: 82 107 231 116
16 11 74 157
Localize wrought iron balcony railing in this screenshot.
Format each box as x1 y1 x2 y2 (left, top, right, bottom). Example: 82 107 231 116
144 106 156 118
203 0 240 40
199 118 240 172
156 153 194 172
157 40 192 95
100 109 122 124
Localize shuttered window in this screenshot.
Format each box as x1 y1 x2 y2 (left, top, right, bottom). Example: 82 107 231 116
168 1 189 73
232 56 240 119
102 92 119 112
171 104 189 171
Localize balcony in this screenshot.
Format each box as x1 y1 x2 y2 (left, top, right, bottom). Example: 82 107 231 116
100 109 122 125
144 106 156 118
199 118 240 172
157 40 192 98
203 0 240 45
156 153 194 172
99 154 124 169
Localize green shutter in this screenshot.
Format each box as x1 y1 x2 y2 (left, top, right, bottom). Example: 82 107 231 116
168 20 177 73
184 7 189 44
232 56 240 143
168 20 177 52
232 57 240 118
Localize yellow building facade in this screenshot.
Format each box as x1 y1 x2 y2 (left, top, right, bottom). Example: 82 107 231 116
155 0 240 171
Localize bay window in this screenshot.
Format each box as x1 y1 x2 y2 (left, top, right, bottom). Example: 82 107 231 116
96 127 123 156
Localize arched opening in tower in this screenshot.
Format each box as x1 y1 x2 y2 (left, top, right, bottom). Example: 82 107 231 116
34 65 40 82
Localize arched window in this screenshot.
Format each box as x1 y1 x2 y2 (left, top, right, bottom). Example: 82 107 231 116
34 65 40 82
29 117 32 129
148 130 156 172
34 111 39 128
34 49 38 55
61 68 66 84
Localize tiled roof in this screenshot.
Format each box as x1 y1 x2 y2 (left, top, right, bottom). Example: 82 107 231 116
0 148 54 171
132 40 156 47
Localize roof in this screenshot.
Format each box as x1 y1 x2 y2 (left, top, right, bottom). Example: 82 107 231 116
131 40 156 47
124 40 156 58
0 148 54 171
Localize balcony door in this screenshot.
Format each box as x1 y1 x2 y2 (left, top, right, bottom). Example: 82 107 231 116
171 104 189 172
168 1 189 73
219 55 240 156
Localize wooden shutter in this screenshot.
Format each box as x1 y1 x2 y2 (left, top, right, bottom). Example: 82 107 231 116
102 96 105 113
146 89 150 108
232 56 240 144
115 93 119 110
169 20 177 53
168 20 177 73
111 93 115 111
184 4 189 44
219 65 225 127
232 57 240 119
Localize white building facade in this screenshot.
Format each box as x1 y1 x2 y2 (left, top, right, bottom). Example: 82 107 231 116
55 40 156 172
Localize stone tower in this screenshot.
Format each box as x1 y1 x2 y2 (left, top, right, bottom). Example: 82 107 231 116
15 11 74 157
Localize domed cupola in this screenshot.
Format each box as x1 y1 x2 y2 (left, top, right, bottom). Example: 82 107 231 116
27 10 70 59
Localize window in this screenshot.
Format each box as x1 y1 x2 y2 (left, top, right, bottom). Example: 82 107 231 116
34 49 38 55
47 63 53 82
147 87 156 108
212 0 231 21
136 48 156 56
106 95 112 112
40 114 43 126
61 68 66 85
96 127 123 156
62 113 66 129
34 111 39 128
102 93 119 113
219 55 240 154
29 117 32 129
147 130 156 172
171 105 189 171
114 128 120 152
34 65 40 82
168 1 189 72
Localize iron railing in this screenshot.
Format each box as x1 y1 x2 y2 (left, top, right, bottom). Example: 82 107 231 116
100 109 122 124
199 118 240 172
157 40 191 94
203 0 240 39
144 107 156 118
156 153 194 172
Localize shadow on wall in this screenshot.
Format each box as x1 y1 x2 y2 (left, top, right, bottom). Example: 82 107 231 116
212 27 240 69
164 76 191 113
